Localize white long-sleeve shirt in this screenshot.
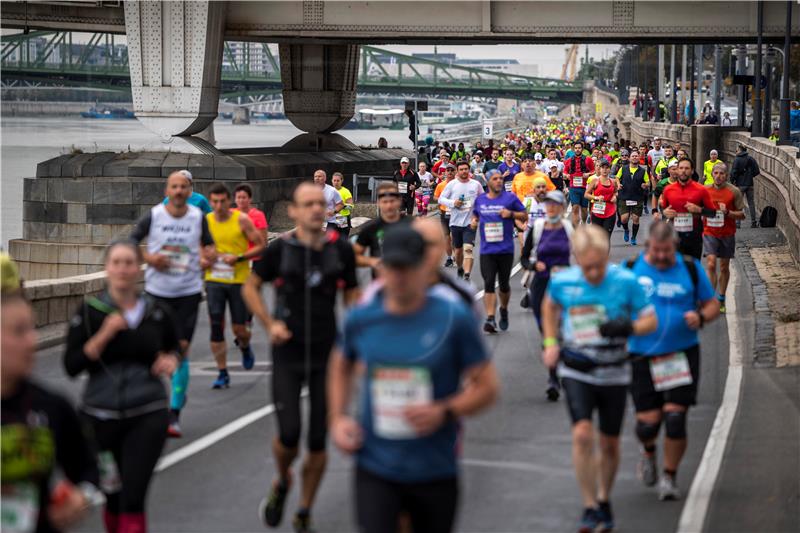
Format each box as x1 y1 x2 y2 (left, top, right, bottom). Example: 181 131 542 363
438 178 485 227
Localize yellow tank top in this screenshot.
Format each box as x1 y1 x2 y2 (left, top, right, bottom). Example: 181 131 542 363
205 211 250 284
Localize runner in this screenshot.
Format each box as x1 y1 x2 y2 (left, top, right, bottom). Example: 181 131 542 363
242 182 359 533
234 184 269 258
513 156 556 246
354 181 406 274
547 160 566 194
482 148 502 176
646 137 666 179
654 160 680 210
434 163 457 267
653 146 676 181
329 224 499 533
393 157 421 215
437 160 485 281
331 172 354 237
658 158 718 259
702 150 720 186
416 163 435 216
541 225 657 532
540 148 564 175
64 240 179 533
616 149 651 246
313 170 345 231
565 141 595 227
470 170 527 333
2 282 101 533
130 170 216 438
702 163 745 313
520 190 573 401
627 221 720 500
204 184 266 389
585 159 618 238
161 169 211 214
498 148 521 193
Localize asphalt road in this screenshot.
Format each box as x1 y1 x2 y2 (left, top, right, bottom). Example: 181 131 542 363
33 213 731 533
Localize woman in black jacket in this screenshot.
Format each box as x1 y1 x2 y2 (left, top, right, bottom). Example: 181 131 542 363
64 240 179 533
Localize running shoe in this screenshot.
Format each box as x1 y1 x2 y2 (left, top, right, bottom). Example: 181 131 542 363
520 293 530 309
578 507 600 533
211 371 230 389
241 345 255 370
719 304 726 314
464 273 471 282
596 501 614 532
483 317 498 334
498 307 509 331
260 481 290 528
623 229 630 243
167 410 183 438
292 510 315 533
658 475 681 501
631 238 637 246
457 268 464 279
444 257 454 268
637 452 658 487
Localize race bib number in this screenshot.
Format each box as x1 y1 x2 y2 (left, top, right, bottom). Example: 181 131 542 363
161 245 191 275
504 181 513 192
397 182 408 194
572 177 584 187
1 481 39 533
706 210 725 228
210 259 235 281
371 367 432 439
484 222 504 243
567 305 607 345
592 201 606 215
460 199 473 211
335 215 348 228
649 352 693 391
626 200 638 206
674 213 694 233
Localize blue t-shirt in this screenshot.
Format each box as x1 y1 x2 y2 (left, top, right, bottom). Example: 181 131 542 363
162 192 211 214
547 265 653 385
341 292 488 483
627 255 714 356
472 192 526 255
497 162 520 183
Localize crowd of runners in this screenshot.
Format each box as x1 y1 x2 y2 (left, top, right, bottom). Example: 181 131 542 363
2 115 763 533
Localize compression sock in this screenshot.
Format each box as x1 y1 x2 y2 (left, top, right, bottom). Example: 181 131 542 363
717 293 726 302
622 220 630 233
632 223 640 240
170 359 190 411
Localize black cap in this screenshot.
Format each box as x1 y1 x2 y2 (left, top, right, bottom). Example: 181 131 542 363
381 224 426 268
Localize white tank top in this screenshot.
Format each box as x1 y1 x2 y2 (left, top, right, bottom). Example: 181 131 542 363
144 204 204 298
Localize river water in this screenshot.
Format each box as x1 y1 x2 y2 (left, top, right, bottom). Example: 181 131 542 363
0 117 411 248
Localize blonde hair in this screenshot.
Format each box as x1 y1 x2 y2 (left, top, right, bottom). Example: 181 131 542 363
572 225 610 256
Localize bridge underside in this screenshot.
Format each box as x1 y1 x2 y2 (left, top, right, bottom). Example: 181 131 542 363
2 1 798 44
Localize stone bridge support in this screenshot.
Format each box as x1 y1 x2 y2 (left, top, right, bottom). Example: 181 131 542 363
279 44 360 134
124 0 226 140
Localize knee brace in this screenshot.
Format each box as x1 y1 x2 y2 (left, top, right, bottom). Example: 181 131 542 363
209 316 225 342
664 411 687 440
635 420 661 443
463 243 474 260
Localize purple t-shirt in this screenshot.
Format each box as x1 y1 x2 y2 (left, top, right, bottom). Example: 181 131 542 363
535 226 571 279
497 162 521 185
472 191 526 255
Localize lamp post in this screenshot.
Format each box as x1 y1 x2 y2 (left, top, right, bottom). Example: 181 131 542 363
764 46 778 137
777 0 793 146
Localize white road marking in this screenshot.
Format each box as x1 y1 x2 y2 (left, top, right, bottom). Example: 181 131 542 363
677 265 744 533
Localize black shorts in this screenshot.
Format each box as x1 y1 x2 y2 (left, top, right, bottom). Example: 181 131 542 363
561 377 628 436
677 232 703 260
355 467 458 533
147 292 201 346
205 282 249 326
479 253 514 293
630 345 701 412
439 213 451 236
450 226 476 249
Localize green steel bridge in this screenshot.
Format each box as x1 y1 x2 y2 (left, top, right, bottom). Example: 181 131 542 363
1 31 583 104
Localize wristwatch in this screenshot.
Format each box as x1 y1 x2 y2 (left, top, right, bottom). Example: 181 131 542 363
443 405 457 424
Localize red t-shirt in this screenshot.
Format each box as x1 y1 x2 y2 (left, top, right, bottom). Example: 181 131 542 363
704 183 744 238
234 207 268 257
660 179 715 233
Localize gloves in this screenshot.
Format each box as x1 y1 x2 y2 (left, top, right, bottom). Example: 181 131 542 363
599 318 634 338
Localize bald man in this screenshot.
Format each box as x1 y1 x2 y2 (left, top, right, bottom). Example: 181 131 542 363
313 169 345 231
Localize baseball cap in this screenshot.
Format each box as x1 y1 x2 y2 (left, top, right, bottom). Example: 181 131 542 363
177 169 193 182
549 161 560 168
653 136 660 141
543 190 566 205
446 163 456 170
381 225 426 268
400 157 410 163
668 160 679 168
534 153 543 160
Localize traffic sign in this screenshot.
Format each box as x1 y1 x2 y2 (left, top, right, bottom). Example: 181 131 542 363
483 121 493 139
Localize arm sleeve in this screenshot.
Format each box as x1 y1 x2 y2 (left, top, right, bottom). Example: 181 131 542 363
438 182 456 208
63 303 92 377
129 212 152 244
252 240 281 282
54 395 99 487
200 216 214 246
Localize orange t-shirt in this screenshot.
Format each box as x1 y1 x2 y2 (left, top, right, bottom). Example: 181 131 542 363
704 183 744 238
511 171 556 203
434 179 452 214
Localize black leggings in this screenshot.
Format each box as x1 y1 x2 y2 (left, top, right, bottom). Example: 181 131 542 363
479 253 514 293
272 344 330 452
355 467 458 533
530 275 559 384
84 409 168 514
591 214 616 238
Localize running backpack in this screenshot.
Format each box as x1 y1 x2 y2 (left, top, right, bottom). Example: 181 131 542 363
759 206 777 228
567 156 587 175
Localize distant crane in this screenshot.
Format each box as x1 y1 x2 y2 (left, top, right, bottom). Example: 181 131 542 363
561 44 579 81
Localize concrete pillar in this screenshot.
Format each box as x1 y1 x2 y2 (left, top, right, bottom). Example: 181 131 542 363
280 44 359 134
691 125 720 169
681 44 687 121
124 0 226 140
656 45 664 121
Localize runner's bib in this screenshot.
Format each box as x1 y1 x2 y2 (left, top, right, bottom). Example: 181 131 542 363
572 177 584 187
567 305 607 345
1 481 38 533
210 259 235 281
707 203 726 228
649 352 693 391
504 181 513 192
592 201 606 215
484 222 504 243
161 245 191 276
371 367 432 439
626 200 638 206
674 213 694 233
335 214 348 228
397 182 408 195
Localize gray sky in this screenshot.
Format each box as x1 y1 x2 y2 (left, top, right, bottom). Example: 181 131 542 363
382 44 620 78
